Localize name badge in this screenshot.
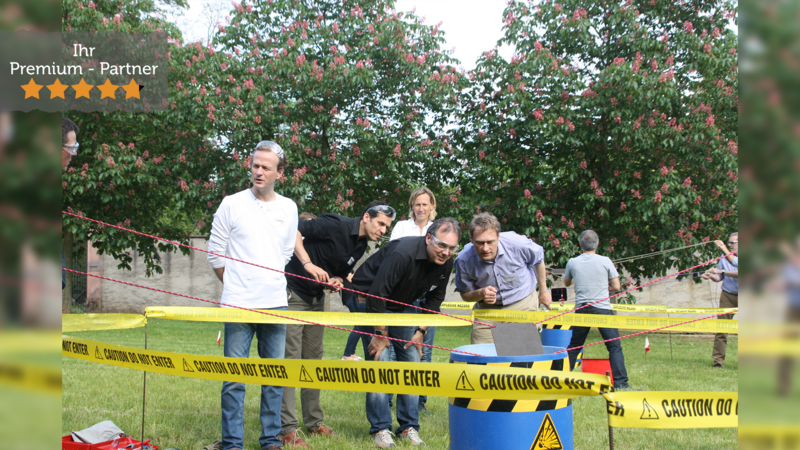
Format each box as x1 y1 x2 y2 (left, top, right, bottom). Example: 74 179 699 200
347 257 355 266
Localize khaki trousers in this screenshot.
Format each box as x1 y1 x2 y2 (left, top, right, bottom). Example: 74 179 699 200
471 290 539 344
712 290 738 365
280 289 325 434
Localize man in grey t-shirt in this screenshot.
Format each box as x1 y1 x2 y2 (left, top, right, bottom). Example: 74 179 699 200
562 230 632 389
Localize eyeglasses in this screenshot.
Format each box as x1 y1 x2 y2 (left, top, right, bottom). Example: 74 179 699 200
63 143 79 156
727 241 738 245
366 204 397 220
254 140 285 159
429 233 458 253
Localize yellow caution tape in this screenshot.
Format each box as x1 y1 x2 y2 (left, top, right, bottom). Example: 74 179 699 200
145 307 472 327
0 361 61 395
739 425 800 449
548 302 738 315
602 391 738 428
0 331 61 354
62 314 146 332
440 302 476 310
739 338 800 356
473 310 738 334
62 336 610 400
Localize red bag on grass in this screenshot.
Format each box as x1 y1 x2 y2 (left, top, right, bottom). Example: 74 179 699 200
62 435 158 450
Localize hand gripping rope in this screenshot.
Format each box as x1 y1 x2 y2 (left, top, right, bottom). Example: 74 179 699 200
553 309 738 354
62 268 486 357
536 250 738 326
62 211 494 329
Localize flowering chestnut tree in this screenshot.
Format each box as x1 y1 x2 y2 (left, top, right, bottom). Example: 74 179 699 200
62 0 241 283
456 0 738 279
202 0 468 214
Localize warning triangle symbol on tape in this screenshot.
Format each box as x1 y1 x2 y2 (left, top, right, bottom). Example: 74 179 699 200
299 366 313 382
529 413 563 450
610 317 620 327
455 371 474 391
698 320 710 330
95 347 103 360
641 398 659 420
183 359 195 372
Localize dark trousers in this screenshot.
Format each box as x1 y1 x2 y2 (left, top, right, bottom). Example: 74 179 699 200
342 292 371 358
566 305 629 387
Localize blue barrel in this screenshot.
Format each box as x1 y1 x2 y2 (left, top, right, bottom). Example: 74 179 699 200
541 328 573 349
449 344 573 450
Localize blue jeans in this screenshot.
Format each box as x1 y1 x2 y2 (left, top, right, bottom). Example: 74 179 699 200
566 305 629 387
343 293 372 358
418 326 436 407
221 310 287 450
366 308 420 435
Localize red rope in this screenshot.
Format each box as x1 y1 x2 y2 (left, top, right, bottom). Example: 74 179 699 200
553 309 738 354
62 268 485 356
62 211 493 328
536 250 738 326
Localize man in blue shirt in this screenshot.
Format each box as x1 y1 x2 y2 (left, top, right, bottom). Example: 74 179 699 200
701 233 738 368
455 213 551 344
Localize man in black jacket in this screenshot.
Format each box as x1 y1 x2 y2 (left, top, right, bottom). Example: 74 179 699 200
279 201 395 448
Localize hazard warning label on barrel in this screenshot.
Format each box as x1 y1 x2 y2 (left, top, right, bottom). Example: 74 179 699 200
530 413 563 449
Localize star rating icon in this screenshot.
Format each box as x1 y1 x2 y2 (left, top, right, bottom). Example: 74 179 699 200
22 78 143 101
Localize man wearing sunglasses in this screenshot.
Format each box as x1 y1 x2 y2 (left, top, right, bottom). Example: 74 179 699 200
62 116 80 172
349 217 460 448
701 233 738 368
279 200 395 448
454 212 551 344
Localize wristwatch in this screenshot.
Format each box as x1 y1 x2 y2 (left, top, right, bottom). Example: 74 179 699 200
415 327 427 337
374 329 388 337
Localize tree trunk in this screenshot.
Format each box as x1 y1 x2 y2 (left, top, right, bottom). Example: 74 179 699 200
62 231 73 314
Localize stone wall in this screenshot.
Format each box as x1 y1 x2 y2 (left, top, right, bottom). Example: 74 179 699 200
92 237 731 318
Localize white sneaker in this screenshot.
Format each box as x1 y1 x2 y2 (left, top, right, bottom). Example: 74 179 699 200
397 428 426 446
373 430 396 448
341 355 363 361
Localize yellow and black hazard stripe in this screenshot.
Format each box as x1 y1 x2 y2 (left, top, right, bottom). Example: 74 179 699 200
541 324 572 330
448 357 571 412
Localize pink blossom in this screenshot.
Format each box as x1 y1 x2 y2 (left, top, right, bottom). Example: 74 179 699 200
332 22 339 33
579 160 587 169
553 239 561 248
706 115 715 127
595 189 604 198
136 157 144 168
107 156 115 166
295 55 306 66
178 180 189 191
534 110 544 120
683 21 693 33
590 179 599 189
524 189 532 199
393 144 401 157
535 210 544 221
479 150 485 160
654 191 662 202
534 41 543 51
694 196 702 204
509 129 516 137
632 189 642 199
614 115 621 123
613 57 625 66
620 202 627 211
556 116 565 125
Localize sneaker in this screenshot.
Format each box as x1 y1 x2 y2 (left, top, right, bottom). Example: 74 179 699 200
373 430 396 448
309 423 337 438
342 355 363 361
418 403 429 416
280 430 311 449
397 428 426 446
713 363 722 368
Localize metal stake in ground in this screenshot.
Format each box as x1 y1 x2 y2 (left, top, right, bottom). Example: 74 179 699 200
668 312 674 361
141 321 148 446
607 371 615 450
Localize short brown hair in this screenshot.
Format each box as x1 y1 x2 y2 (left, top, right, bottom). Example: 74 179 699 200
299 212 317 221
469 212 501 239
408 187 437 222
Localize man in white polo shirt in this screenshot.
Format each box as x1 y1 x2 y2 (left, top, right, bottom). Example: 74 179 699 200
207 140 298 450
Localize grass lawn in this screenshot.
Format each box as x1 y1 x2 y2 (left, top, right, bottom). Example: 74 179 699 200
63 319 737 449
